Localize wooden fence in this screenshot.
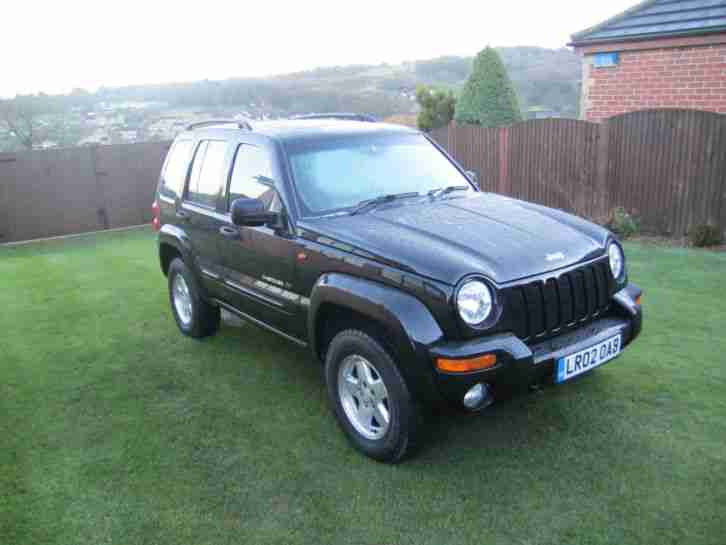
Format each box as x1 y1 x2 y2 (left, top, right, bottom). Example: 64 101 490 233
1 110 724 243
0 141 171 243
432 109 726 237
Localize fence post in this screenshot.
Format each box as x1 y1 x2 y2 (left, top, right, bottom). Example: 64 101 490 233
595 122 610 222
0 154 17 242
498 126 510 195
90 146 110 230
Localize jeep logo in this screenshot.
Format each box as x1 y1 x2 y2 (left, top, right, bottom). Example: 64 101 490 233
545 252 566 262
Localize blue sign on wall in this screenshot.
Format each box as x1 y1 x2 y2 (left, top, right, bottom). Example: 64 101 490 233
593 52 619 68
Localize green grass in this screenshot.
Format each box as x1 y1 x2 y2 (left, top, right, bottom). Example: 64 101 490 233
2 228 725 545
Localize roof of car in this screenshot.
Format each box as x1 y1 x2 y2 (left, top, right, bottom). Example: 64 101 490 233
181 119 420 143
291 113 378 122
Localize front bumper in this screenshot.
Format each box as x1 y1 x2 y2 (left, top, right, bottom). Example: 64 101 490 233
429 283 643 405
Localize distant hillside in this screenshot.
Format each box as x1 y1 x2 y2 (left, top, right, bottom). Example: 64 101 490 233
0 47 582 151
28 47 581 119
412 48 582 117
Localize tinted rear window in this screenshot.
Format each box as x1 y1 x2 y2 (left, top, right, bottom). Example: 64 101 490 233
185 140 229 208
161 140 193 197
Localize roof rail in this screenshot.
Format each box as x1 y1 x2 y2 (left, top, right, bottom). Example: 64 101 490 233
185 119 253 131
292 113 377 122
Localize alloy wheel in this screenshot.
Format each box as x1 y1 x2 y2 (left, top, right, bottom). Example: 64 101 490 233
338 354 391 440
172 274 193 326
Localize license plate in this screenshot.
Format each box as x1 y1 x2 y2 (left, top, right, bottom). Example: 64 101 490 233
555 334 622 383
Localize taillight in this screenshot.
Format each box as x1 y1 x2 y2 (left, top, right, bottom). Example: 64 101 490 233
151 200 161 231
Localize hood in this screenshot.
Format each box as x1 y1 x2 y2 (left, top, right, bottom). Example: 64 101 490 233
299 193 611 285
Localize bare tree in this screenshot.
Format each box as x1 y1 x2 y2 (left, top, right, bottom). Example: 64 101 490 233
0 100 44 150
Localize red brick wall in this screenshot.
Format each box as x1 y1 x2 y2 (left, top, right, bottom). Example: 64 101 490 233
579 43 726 122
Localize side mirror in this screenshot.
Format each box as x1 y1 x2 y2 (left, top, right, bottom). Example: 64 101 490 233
465 170 479 185
231 198 278 227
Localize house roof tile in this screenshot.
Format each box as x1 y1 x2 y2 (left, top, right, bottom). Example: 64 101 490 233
570 0 726 46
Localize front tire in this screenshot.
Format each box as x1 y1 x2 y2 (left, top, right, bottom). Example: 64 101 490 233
168 258 220 338
325 329 420 463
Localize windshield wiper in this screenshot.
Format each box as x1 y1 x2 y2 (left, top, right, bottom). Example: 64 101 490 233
427 185 470 198
349 192 420 215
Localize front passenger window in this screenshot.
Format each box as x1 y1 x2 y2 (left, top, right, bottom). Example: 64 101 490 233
228 144 280 212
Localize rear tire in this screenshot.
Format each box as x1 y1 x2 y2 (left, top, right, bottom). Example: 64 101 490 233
168 258 220 338
324 329 420 463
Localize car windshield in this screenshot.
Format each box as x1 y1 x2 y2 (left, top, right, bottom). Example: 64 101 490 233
286 133 474 216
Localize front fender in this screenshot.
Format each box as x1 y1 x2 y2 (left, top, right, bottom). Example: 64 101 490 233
309 273 445 403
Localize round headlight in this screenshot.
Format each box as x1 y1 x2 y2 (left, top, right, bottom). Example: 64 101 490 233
457 280 493 326
608 242 624 279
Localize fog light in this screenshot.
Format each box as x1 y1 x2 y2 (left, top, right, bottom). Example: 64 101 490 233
463 383 492 410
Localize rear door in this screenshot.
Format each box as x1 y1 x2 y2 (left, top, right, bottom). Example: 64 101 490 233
179 139 232 299
216 142 302 338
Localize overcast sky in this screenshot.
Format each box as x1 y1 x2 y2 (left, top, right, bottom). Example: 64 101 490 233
1 0 636 98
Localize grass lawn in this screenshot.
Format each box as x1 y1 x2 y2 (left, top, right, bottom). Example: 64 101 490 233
1 228 725 545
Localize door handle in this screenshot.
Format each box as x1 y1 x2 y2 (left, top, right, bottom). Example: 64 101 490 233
219 226 239 238
175 210 190 220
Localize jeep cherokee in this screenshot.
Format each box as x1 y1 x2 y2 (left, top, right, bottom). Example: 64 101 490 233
152 118 643 462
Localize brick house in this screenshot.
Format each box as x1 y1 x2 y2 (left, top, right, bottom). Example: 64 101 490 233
570 0 726 122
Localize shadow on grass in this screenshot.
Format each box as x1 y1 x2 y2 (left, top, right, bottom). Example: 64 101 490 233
209 317 639 470
9 303 683 544
192 321 664 545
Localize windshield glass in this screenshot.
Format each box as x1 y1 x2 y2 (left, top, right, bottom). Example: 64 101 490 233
286 133 473 216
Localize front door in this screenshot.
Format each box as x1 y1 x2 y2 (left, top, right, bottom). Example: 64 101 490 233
217 143 301 339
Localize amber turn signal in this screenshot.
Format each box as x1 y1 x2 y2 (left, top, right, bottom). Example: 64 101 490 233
635 295 642 305
436 354 497 373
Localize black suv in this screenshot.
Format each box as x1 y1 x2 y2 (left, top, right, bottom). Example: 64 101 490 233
153 118 643 462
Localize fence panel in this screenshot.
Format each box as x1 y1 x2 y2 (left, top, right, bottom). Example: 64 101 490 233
0 147 101 242
0 141 171 243
95 141 171 229
435 111 726 237
447 123 500 192
507 119 602 219
429 126 449 150
607 109 726 236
